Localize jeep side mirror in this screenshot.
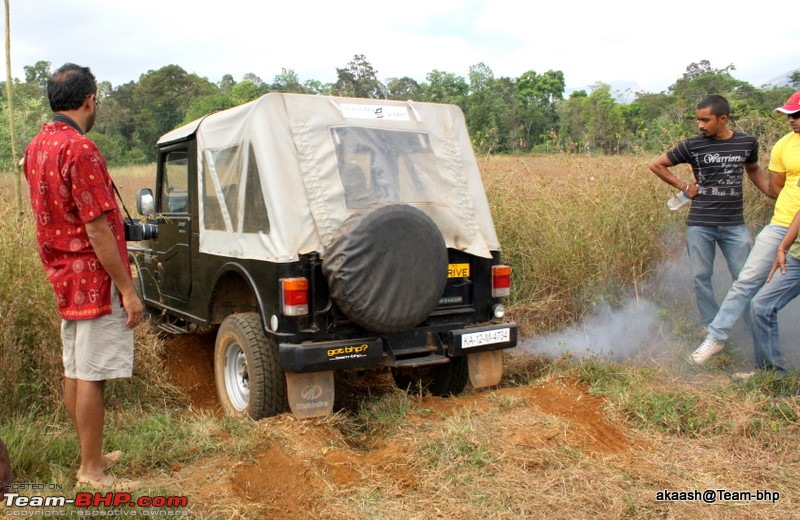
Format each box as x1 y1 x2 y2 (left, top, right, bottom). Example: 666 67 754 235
136 188 155 216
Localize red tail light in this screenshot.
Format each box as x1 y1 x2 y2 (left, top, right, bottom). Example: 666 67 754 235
492 265 511 297
281 278 309 316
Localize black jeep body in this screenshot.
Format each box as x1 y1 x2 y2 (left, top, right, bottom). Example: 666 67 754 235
129 93 517 419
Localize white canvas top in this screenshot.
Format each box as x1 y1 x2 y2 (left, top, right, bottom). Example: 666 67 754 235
159 93 500 262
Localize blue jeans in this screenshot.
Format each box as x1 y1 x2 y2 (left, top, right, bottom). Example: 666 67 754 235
707 224 788 341
749 254 800 373
686 225 753 328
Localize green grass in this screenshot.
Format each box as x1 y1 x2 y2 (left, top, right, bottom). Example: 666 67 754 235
1 156 796 519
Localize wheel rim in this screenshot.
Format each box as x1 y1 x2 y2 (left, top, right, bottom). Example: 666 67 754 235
223 341 250 411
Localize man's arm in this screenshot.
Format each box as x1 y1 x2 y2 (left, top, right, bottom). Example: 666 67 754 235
649 154 698 198
768 209 800 282
85 213 143 328
769 169 786 199
745 162 774 198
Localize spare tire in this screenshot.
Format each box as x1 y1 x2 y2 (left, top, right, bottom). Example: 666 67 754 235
323 204 448 334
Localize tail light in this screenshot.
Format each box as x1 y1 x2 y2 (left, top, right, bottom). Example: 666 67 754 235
280 278 309 316
491 265 511 298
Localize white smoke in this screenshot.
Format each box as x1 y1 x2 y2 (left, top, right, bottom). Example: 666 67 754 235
515 239 800 369
518 298 662 362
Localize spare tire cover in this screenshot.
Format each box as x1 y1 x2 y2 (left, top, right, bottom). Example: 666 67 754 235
323 204 448 334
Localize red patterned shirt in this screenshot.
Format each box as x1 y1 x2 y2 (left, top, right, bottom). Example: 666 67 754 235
24 119 129 320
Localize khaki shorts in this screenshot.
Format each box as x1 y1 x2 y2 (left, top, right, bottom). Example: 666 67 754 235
61 286 134 381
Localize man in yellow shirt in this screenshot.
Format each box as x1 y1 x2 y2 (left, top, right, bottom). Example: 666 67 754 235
692 90 800 367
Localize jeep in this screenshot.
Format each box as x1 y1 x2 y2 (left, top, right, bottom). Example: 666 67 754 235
128 93 517 419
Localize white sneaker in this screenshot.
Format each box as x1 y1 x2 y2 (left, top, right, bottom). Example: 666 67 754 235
691 337 725 365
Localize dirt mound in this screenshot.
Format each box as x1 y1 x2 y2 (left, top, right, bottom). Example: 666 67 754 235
162 332 219 411
156 335 631 517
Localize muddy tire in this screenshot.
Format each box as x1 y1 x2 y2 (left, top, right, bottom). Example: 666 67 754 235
214 313 286 419
323 204 448 333
393 356 469 397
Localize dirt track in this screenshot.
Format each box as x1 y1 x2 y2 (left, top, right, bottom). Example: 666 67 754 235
159 334 632 517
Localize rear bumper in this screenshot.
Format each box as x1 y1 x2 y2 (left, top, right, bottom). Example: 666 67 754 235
278 322 517 374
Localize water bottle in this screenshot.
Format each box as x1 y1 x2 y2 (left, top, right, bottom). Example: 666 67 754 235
667 191 690 211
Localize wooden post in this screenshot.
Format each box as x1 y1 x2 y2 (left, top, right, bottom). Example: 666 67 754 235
4 0 22 217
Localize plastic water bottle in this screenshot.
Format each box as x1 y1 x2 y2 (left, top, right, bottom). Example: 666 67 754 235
667 191 690 211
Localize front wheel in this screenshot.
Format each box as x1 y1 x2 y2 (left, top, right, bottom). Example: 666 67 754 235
214 313 286 419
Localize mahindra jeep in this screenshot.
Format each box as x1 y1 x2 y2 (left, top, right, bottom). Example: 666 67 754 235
128 93 517 419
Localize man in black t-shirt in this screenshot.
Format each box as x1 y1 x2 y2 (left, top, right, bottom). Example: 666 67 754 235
650 95 773 332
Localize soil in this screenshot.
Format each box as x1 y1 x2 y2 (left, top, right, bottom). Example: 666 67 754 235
156 334 632 518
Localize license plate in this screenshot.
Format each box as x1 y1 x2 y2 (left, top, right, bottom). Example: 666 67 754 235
448 263 470 278
461 327 510 348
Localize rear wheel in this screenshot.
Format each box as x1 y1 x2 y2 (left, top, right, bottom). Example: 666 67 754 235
214 313 286 419
393 356 469 397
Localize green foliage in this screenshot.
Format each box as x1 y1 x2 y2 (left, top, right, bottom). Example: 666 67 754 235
385 76 421 100
271 68 306 93
131 65 218 161
791 71 800 89
334 54 387 99
2 57 795 169
420 69 469 110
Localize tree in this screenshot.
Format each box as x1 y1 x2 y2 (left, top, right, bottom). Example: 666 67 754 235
272 68 305 93
515 69 565 149
556 90 588 152
682 60 734 81
334 54 386 99
23 60 50 90
464 63 520 153
584 84 624 154
219 74 235 92
130 65 217 161
302 79 334 95
420 70 468 109
242 73 265 87
790 71 800 89
386 77 421 100
668 60 743 134
230 80 263 104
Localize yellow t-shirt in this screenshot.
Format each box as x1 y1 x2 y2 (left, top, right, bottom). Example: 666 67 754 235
769 131 800 226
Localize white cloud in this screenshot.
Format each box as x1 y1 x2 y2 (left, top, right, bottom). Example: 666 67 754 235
3 0 796 92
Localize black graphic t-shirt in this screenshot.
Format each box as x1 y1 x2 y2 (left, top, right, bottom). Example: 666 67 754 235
667 131 759 226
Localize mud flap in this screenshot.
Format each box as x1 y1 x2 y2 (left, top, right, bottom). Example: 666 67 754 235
467 350 504 388
286 371 335 419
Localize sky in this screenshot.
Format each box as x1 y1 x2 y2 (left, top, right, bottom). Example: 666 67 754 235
2 0 798 95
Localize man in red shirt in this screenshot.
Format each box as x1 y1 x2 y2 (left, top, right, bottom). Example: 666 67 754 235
24 63 143 491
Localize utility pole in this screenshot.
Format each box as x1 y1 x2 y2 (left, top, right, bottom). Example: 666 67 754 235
4 0 22 217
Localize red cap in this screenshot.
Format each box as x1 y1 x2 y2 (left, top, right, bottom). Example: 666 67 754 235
775 90 800 114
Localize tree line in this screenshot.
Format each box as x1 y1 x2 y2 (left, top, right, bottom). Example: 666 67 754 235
1 55 798 170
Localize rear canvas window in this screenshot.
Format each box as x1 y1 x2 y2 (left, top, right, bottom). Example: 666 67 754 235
331 127 445 210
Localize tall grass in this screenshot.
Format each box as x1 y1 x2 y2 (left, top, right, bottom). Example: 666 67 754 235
0 197 63 416
483 153 776 334
0 165 170 418
1 156 796 518
0 155 779 416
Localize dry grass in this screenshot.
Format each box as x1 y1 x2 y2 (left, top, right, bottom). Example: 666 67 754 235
1 155 796 519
